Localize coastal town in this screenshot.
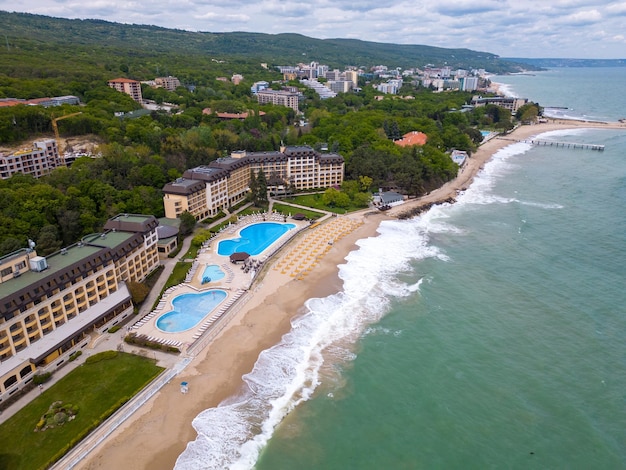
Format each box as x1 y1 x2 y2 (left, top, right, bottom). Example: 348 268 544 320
1 12 625 470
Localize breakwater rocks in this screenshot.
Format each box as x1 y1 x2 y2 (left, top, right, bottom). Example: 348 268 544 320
395 196 456 219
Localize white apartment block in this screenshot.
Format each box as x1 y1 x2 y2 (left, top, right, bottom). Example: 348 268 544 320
256 89 300 113
328 80 352 94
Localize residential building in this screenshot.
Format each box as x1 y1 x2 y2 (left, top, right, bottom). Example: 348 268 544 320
0 96 80 108
344 70 359 89
231 74 244 85
154 76 181 91
0 140 60 180
460 76 479 92
376 79 403 95
471 95 528 113
163 146 344 220
328 80 351 94
326 69 342 81
256 89 300 113
0 214 159 401
107 78 143 103
300 79 337 99
250 81 270 94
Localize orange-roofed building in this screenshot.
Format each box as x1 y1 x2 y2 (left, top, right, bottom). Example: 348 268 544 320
0 100 24 107
394 131 428 147
107 78 143 103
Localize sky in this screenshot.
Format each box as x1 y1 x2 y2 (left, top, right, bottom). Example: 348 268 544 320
2 0 625 59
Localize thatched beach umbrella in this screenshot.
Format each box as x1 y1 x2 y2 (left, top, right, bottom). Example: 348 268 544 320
229 252 250 263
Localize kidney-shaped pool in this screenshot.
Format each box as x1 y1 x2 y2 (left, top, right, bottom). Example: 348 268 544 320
156 289 228 332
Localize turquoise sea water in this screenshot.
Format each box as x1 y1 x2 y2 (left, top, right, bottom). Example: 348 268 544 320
175 69 626 469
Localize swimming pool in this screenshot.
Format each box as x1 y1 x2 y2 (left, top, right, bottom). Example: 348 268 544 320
218 222 296 256
156 290 227 332
200 264 225 284
480 130 492 137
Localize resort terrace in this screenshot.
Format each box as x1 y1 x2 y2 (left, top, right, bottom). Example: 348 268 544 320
128 211 310 351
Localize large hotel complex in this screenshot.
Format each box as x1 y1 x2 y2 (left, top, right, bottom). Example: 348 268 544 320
0 144 345 402
0 214 160 401
163 145 345 220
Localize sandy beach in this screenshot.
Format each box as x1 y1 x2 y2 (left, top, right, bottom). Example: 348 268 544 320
81 119 625 470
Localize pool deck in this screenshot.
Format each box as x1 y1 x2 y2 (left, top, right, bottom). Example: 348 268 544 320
128 211 365 354
129 212 310 351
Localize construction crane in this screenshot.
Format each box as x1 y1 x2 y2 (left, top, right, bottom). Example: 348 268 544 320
51 112 82 153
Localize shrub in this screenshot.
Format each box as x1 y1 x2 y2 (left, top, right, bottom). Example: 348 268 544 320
85 351 118 364
68 351 82 361
108 325 122 333
33 373 52 385
127 281 150 304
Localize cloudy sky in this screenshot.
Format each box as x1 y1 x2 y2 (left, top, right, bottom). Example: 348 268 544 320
2 0 625 59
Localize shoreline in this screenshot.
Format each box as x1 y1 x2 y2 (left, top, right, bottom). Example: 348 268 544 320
81 119 625 469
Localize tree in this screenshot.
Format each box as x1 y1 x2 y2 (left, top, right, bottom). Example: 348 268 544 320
127 281 150 304
248 170 258 202
36 225 63 256
358 175 373 192
255 169 268 206
179 211 196 235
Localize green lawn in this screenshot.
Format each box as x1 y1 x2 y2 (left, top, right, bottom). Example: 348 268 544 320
0 352 163 470
272 203 324 220
279 194 364 214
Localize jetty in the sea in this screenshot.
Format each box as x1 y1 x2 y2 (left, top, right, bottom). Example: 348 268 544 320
498 137 605 151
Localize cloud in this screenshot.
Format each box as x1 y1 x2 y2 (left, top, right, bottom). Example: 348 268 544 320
606 2 626 15
434 0 505 16
2 0 625 58
560 9 602 25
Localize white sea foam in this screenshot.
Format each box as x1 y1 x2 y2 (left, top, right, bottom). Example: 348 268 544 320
456 137 568 211
494 82 517 98
175 129 585 469
174 218 447 469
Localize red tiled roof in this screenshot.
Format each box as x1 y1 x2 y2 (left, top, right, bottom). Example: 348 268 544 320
394 131 428 147
26 97 51 104
0 100 24 107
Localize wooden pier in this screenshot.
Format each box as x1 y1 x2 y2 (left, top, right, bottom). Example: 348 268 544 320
498 137 604 151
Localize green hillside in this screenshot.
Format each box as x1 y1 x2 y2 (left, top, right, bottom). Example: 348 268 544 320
0 11 534 74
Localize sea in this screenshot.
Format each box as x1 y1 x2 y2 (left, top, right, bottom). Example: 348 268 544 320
175 67 626 469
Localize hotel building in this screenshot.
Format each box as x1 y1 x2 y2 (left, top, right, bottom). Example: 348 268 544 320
0 214 159 401
470 95 528 114
0 139 60 180
107 78 143 103
256 89 300 113
163 146 344 220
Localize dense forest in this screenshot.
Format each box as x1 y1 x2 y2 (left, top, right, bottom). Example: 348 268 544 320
0 11 541 257
0 12 538 73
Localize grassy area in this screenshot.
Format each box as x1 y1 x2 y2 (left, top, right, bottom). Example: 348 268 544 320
0 352 163 470
272 203 325 220
279 194 363 214
164 262 190 290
